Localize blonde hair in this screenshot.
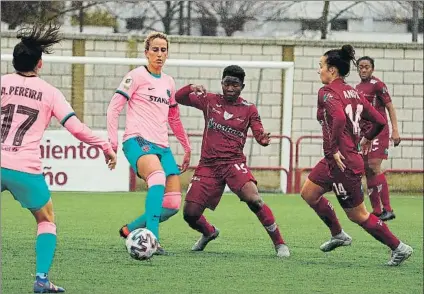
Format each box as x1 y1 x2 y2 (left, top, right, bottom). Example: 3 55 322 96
144 31 169 51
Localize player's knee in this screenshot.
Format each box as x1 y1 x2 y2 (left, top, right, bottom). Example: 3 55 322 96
33 200 55 223
162 192 181 210
146 170 166 187
246 198 264 213
37 221 57 236
183 212 200 225
183 202 202 224
345 207 369 224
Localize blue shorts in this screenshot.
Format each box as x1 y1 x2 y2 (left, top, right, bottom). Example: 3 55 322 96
1 167 51 210
123 137 180 178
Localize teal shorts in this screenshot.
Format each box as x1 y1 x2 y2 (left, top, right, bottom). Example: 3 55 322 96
1 167 51 210
123 137 180 178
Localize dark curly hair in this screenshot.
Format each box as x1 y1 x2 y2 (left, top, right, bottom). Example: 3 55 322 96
324 44 356 77
13 23 62 72
222 65 245 83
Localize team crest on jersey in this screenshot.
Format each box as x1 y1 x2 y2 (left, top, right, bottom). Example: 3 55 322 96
223 111 233 120
142 145 150 152
370 79 377 84
166 89 171 97
122 76 133 90
323 93 333 101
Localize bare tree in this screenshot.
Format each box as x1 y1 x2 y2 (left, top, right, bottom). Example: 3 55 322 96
147 1 180 34
320 1 330 40
1 1 66 29
194 1 280 36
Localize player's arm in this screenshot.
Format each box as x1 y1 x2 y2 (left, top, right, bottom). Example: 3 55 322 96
168 82 191 173
175 84 207 110
106 73 137 152
52 91 116 169
249 105 270 147
377 81 400 146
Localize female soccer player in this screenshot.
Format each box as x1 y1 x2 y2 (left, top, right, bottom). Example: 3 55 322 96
300 45 412 266
175 65 290 258
356 56 400 221
107 32 191 254
1 24 116 293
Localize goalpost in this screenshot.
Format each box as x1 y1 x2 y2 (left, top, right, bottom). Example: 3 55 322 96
1 54 294 193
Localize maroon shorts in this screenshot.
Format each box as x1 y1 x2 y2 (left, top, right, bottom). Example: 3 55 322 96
364 130 389 160
308 158 364 209
185 162 257 210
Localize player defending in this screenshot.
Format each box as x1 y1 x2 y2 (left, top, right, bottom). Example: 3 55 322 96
1 24 117 293
107 32 191 254
175 65 290 258
300 45 412 266
356 56 400 221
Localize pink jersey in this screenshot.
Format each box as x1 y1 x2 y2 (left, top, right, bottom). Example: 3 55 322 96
1 73 111 174
107 66 190 151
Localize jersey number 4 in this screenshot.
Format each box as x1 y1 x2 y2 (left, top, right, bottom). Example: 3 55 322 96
1 104 39 146
345 104 363 135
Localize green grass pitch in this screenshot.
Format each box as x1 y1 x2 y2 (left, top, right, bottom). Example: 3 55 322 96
1 192 423 293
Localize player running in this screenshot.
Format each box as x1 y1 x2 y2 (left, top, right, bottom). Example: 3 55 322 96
356 56 401 221
300 45 412 266
175 65 290 258
1 24 117 293
107 32 191 254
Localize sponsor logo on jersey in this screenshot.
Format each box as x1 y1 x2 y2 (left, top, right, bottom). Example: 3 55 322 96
149 95 169 105
207 118 244 138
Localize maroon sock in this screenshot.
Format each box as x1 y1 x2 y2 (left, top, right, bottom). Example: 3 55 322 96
193 215 215 236
378 174 392 212
255 204 285 246
360 214 400 250
367 175 383 215
310 197 342 236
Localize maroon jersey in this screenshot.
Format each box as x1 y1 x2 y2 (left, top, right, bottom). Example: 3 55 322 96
317 79 386 174
355 76 391 137
176 85 265 165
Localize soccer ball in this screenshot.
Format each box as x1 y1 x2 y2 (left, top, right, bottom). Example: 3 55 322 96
125 228 158 260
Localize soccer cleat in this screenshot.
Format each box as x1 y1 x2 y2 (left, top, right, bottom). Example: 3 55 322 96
275 244 290 258
119 225 130 239
153 244 168 256
387 242 413 266
33 278 65 293
191 227 220 251
319 230 352 252
380 209 396 222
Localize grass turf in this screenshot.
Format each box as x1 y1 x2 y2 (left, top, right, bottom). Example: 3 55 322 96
1 192 423 294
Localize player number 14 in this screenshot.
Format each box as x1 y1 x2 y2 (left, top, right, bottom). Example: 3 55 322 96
333 183 347 196
345 104 363 135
